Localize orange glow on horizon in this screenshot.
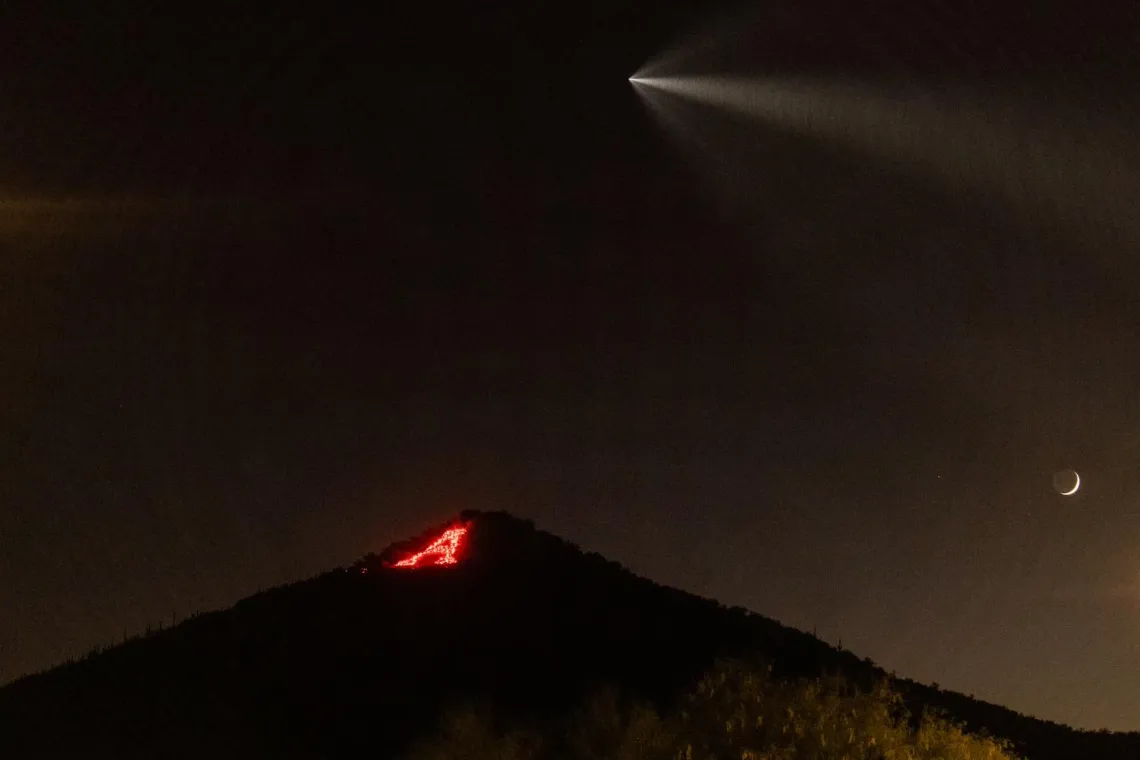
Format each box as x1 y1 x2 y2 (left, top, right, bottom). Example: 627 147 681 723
391 526 468 568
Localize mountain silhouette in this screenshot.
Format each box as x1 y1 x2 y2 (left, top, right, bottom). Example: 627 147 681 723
1 510 1137 759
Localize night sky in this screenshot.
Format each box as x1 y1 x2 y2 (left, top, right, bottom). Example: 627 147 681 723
3 0 1140 732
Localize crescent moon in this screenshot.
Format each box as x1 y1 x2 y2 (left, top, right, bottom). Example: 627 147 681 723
1060 471 1080 496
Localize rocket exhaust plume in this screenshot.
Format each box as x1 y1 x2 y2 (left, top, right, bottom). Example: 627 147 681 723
630 73 1140 278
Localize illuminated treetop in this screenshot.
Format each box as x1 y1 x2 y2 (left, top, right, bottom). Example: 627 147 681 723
390 526 468 568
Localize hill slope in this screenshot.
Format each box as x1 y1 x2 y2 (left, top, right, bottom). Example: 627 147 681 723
1 511 1138 759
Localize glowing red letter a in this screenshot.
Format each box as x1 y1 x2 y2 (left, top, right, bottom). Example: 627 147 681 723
391 526 468 568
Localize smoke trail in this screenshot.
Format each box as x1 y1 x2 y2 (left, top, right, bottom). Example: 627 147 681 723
632 75 1140 270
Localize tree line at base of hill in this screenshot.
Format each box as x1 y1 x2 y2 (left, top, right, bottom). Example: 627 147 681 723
405 657 1020 760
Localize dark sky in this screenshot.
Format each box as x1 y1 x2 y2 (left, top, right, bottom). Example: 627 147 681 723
3 0 1140 732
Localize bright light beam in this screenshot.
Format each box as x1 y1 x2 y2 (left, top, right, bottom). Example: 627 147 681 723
631 74 1140 271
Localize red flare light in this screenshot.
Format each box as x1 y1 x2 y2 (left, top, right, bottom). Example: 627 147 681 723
391 526 468 568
